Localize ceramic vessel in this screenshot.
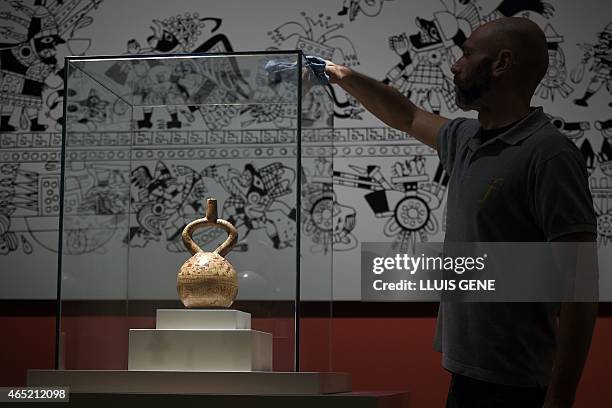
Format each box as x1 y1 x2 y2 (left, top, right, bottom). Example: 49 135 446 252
177 198 238 308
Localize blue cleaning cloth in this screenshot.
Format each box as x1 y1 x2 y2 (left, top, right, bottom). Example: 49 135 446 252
305 55 330 85
264 55 330 86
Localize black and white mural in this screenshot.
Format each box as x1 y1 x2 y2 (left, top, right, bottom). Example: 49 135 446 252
571 22 612 107
1 0 611 300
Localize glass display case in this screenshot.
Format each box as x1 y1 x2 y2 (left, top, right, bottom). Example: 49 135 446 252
56 51 334 373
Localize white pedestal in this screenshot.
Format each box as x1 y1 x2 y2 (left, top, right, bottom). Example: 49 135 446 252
128 329 272 371
156 309 251 330
128 309 272 371
29 310 353 395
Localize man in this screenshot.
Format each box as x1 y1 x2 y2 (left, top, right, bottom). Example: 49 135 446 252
325 17 598 407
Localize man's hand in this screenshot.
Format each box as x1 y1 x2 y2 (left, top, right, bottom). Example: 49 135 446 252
324 59 349 84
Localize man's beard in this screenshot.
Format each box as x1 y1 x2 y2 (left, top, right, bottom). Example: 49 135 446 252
454 58 493 110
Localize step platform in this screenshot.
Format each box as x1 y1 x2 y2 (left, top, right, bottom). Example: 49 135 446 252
27 370 353 395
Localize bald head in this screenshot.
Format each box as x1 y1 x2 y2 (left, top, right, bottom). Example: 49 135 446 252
474 17 548 95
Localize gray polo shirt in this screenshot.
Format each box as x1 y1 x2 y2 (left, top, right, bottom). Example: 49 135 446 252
434 107 597 386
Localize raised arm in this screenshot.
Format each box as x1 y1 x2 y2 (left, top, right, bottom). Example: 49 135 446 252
325 60 448 149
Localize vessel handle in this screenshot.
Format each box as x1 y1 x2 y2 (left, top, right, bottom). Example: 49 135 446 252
181 198 238 257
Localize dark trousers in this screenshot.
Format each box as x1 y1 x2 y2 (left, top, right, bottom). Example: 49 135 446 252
446 373 548 408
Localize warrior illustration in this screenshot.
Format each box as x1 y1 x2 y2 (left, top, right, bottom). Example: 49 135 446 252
204 163 297 250
0 0 101 132
383 12 469 114
130 61 192 129
128 161 208 252
572 22 612 107
127 14 222 54
120 13 250 130
125 14 214 129
383 0 555 114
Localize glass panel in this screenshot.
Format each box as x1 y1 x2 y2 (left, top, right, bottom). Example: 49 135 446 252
57 61 133 369
69 54 300 107
57 51 333 373
299 53 335 372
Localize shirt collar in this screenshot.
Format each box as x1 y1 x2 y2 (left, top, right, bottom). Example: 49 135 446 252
467 107 549 151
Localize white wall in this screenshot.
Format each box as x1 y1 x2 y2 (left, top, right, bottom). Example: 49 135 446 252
0 0 611 300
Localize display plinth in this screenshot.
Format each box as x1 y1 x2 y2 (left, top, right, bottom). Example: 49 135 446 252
129 309 271 371
128 329 272 371
27 371 353 395
156 309 251 329
31 308 352 395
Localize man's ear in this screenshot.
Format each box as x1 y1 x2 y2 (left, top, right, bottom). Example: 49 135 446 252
492 49 513 77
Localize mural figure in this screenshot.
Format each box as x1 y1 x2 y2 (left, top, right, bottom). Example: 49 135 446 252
100 12 251 130
456 0 554 27
590 119 612 246
0 0 102 132
595 118 612 163
383 0 555 114
0 163 38 255
59 163 129 254
123 14 215 130
337 0 393 21
0 213 19 255
0 161 129 255
268 12 364 119
126 14 221 54
301 157 357 254
129 60 192 129
572 22 612 107
535 24 574 101
383 1 472 114
182 56 251 130
241 65 299 128
58 88 111 130
384 22 460 114
128 161 208 252
203 162 297 250
549 115 595 172
241 58 333 129
334 158 449 252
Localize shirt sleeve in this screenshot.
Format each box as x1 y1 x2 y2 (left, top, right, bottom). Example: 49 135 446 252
437 118 468 175
531 150 597 241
